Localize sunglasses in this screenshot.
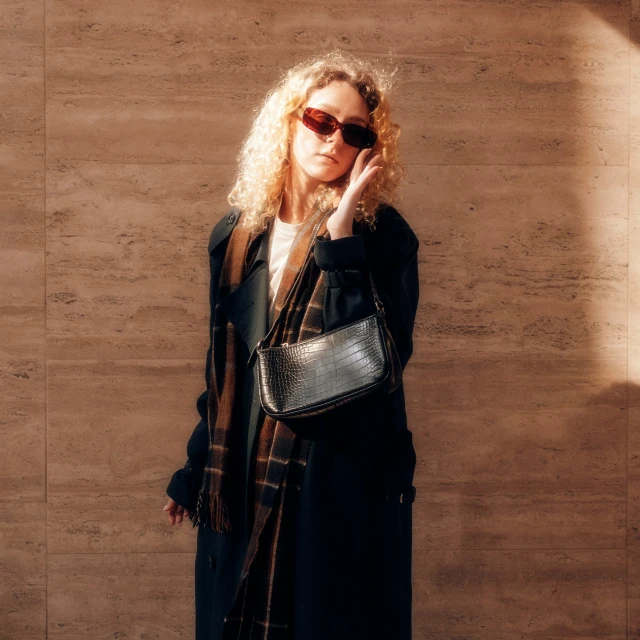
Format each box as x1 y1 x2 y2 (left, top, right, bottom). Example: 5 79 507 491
301 107 377 150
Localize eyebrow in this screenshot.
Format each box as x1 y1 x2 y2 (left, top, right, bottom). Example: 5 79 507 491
314 103 368 126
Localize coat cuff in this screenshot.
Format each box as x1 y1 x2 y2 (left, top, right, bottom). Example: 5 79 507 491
314 234 366 271
166 462 202 512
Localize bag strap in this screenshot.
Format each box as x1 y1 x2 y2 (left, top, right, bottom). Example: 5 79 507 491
247 211 386 368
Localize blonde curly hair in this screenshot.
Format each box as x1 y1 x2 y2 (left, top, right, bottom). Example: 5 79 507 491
227 48 406 234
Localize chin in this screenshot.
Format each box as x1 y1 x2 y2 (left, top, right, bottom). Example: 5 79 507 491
305 166 339 181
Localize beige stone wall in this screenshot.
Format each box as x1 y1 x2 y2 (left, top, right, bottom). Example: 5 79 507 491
2 0 640 637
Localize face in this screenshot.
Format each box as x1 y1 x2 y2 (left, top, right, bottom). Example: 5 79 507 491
290 81 372 184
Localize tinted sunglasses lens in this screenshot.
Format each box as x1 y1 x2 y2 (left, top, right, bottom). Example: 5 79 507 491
303 109 335 135
343 124 376 149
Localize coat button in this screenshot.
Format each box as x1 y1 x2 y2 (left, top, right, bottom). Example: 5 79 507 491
227 212 237 224
208 555 215 569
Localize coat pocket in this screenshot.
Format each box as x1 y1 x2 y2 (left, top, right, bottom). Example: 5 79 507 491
380 485 414 640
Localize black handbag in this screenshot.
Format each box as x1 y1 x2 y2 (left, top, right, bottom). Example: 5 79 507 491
246 212 403 419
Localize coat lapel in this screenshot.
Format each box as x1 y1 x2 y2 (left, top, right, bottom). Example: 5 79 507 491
217 228 270 355
217 229 271 541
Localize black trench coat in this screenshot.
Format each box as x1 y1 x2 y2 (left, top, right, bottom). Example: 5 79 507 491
166 203 420 640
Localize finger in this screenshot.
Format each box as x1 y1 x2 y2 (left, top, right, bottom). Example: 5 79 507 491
357 148 373 169
352 148 371 171
357 162 382 181
362 156 382 176
365 166 383 183
349 149 379 190
365 153 382 168
356 154 381 181
353 166 383 193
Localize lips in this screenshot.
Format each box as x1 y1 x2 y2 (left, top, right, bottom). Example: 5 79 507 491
318 154 338 163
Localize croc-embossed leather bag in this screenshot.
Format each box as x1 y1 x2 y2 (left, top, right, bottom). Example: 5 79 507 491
247 213 403 419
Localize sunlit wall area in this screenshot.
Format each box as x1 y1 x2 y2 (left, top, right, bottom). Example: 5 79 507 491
0 1 639 638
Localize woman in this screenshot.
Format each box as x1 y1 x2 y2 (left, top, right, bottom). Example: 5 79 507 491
163 50 420 640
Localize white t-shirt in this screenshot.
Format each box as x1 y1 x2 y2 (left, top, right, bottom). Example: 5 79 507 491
267 214 303 324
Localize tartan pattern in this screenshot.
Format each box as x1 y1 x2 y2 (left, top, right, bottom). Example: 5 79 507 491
191 206 335 639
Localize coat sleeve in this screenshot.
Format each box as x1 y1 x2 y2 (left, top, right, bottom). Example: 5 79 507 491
313 206 420 372
165 214 235 511
165 384 210 512
165 335 212 513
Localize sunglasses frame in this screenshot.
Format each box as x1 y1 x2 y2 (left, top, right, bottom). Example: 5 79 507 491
300 107 377 150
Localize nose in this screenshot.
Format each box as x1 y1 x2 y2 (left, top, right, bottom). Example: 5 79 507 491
325 128 344 148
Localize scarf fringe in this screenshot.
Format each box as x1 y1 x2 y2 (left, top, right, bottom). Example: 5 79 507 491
188 483 233 533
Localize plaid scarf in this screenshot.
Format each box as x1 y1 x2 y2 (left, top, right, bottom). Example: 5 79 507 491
190 205 335 639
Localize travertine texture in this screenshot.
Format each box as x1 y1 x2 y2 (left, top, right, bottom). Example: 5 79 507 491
1 0 639 637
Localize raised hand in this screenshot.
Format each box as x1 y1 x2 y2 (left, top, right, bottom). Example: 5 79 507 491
326 147 383 239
